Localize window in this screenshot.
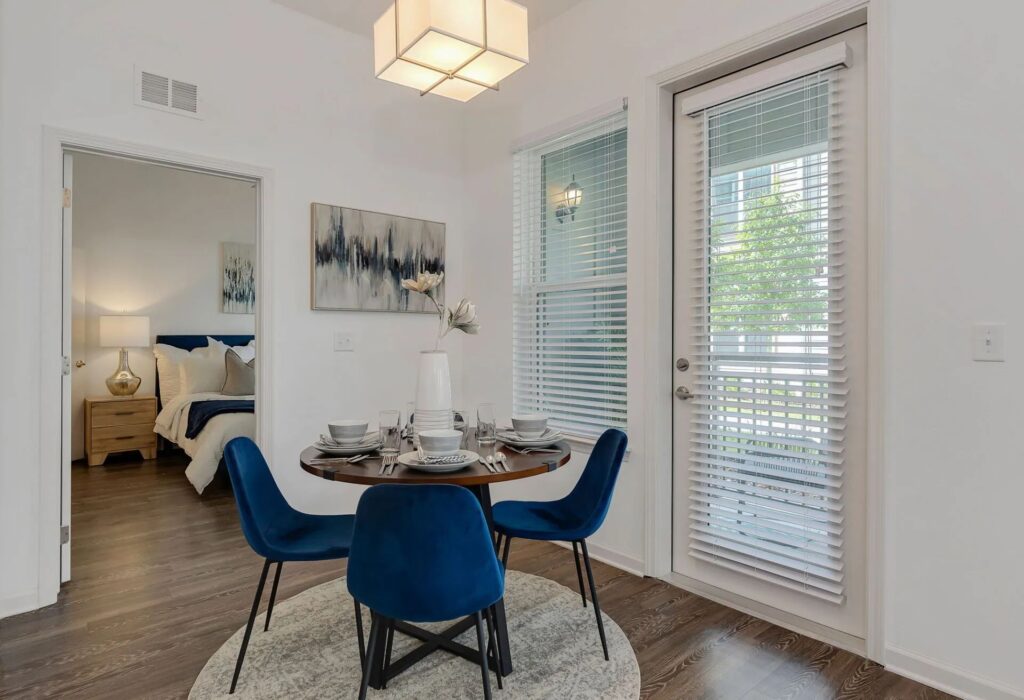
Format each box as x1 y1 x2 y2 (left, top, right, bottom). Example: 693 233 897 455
686 71 848 603
512 108 628 439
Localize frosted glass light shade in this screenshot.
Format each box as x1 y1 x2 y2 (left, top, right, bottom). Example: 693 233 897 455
373 0 528 101
455 0 528 86
428 76 489 102
99 315 150 348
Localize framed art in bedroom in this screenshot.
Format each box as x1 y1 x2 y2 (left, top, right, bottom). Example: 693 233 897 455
310 203 445 313
221 242 256 314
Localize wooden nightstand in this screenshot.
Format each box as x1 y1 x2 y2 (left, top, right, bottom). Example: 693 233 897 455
84 396 158 466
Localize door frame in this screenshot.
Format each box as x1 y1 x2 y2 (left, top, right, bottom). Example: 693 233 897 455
639 0 888 660
38 127 275 606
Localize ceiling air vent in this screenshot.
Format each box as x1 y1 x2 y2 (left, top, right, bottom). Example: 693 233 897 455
134 66 202 119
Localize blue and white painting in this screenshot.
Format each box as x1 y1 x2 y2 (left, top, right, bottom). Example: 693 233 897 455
221 242 256 314
311 203 445 313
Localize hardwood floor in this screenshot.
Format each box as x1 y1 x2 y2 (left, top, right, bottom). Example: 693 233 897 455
0 453 953 699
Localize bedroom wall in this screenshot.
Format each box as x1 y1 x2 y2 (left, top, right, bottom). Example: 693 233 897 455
458 0 1024 698
0 0 467 617
69 153 257 461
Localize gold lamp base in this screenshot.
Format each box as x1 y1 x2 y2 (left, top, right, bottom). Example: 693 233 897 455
106 348 142 396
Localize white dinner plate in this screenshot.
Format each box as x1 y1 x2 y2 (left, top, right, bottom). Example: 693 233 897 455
398 449 479 473
314 439 382 456
497 429 564 448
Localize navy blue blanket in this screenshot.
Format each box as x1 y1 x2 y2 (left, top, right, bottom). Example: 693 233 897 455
185 400 254 439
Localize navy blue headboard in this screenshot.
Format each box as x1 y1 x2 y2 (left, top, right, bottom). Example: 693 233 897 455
154 335 254 407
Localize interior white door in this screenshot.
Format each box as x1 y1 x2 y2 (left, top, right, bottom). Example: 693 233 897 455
70 246 87 463
672 27 867 636
61 151 74 582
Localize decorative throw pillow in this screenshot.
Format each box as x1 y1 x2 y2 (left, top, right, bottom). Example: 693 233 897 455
179 351 228 394
222 348 256 396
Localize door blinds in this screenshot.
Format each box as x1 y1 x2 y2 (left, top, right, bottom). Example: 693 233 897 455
685 69 848 603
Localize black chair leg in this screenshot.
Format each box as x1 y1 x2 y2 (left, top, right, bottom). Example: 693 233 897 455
484 605 503 689
474 611 493 700
501 536 512 568
572 541 587 608
381 619 394 689
580 540 609 661
359 613 382 700
263 561 283 631
495 532 503 555
353 600 366 668
230 559 272 694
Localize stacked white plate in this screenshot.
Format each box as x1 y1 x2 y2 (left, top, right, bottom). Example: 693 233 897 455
411 408 453 438
497 428 565 448
314 433 382 456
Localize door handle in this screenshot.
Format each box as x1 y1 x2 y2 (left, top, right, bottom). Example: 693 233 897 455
675 386 694 401
75 360 86 368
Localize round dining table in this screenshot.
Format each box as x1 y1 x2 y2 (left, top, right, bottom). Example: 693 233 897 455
300 430 571 688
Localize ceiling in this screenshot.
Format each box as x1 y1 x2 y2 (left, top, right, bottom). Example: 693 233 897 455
273 0 584 37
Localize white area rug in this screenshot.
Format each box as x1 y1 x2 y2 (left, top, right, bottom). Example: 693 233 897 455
190 570 640 699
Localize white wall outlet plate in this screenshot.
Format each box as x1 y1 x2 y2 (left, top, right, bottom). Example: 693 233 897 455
972 323 1005 362
333 332 354 352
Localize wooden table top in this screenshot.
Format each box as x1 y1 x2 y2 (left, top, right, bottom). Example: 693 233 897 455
300 430 571 486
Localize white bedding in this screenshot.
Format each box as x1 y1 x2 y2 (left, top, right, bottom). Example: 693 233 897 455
154 391 255 494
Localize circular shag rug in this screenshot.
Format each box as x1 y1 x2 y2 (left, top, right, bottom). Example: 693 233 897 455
190 570 640 699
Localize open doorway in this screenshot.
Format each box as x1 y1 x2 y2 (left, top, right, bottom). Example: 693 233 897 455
61 150 261 582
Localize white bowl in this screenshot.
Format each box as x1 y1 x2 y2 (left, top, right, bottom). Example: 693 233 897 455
418 429 462 457
512 414 548 439
328 419 369 445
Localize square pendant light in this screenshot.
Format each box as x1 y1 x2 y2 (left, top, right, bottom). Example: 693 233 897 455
374 0 528 102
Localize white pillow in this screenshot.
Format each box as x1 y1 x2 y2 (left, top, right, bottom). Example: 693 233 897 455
233 340 256 364
179 351 228 395
153 344 189 405
206 336 255 363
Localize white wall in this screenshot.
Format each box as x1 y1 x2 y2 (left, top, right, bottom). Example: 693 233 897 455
460 0 1024 697
882 1 1024 696
70 153 257 460
0 0 467 616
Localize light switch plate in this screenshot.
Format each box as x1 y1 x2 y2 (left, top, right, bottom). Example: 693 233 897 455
333 332 354 352
972 323 1005 362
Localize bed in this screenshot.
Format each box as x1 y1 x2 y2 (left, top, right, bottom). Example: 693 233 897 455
152 335 255 494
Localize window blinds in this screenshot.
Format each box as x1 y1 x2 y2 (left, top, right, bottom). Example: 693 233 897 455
512 109 628 439
686 70 847 603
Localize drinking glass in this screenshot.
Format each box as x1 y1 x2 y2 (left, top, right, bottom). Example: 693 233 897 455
477 403 496 445
379 410 401 455
404 402 415 437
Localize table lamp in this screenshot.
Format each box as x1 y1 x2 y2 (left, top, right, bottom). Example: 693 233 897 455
99 315 150 396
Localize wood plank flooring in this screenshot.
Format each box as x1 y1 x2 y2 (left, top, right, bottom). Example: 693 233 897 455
0 453 954 699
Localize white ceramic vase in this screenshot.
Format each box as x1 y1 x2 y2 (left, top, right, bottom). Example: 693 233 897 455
415 350 453 437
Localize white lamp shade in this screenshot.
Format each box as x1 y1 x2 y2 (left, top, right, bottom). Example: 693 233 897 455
99 315 150 348
374 0 528 100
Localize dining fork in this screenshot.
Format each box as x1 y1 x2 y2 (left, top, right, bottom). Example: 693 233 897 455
378 455 390 475
387 454 399 476
501 444 560 454
310 454 366 464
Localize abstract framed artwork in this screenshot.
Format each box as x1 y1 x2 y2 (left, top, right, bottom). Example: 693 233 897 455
310 203 445 313
221 242 256 314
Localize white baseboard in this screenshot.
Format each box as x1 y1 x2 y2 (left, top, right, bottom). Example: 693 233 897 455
551 540 646 577
0 592 40 620
885 646 1024 700
663 571 866 657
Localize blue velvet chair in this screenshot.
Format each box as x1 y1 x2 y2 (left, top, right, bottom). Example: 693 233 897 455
492 428 627 660
348 484 505 700
224 437 358 694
